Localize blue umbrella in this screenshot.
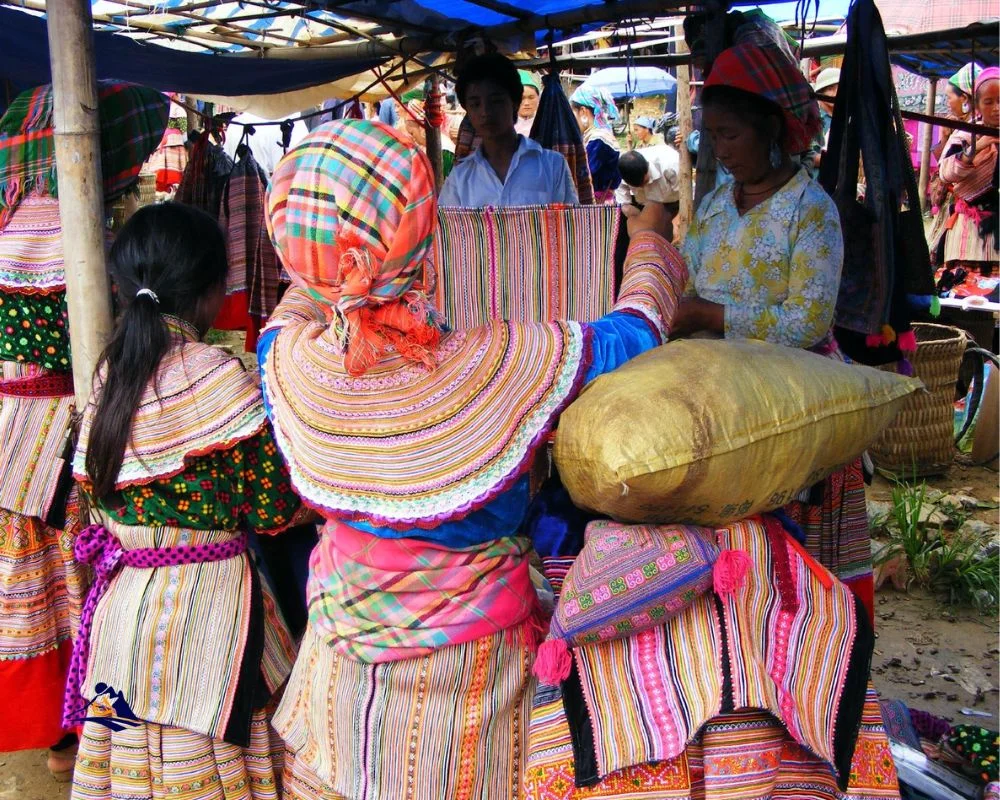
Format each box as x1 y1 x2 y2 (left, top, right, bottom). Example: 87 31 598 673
577 67 677 99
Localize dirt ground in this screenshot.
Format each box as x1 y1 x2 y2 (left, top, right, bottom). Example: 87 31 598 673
2 466 996 797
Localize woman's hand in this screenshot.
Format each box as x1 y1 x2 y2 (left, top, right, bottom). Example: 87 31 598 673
671 296 725 337
626 201 672 241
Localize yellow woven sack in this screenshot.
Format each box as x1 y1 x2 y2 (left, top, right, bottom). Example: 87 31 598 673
554 339 923 526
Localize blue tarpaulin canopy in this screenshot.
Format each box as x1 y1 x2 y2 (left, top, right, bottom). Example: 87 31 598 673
0 5 387 97
577 67 676 99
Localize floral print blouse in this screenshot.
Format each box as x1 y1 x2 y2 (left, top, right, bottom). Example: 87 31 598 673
102 429 302 534
681 168 843 349
0 288 71 370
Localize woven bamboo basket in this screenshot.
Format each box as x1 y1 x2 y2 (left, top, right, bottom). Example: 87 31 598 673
870 323 967 478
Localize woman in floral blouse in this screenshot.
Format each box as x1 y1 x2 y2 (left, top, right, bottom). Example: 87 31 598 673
673 43 876 622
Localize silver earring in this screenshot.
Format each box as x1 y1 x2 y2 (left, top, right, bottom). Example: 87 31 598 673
769 140 782 169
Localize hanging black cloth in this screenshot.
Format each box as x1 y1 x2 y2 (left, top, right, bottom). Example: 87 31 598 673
819 0 935 366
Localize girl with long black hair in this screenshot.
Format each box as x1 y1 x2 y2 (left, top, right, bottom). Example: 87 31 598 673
68 202 304 800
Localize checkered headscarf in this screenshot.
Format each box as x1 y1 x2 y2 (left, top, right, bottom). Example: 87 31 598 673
0 81 169 229
705 42 821 154
266 119 445 376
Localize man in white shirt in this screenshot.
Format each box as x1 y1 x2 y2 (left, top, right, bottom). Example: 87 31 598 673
439 53 578 208
615 144 681 213
615 144 681 239
222 111 309 176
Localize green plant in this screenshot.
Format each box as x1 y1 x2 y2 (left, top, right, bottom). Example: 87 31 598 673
929 531 999 610
875 480 998 610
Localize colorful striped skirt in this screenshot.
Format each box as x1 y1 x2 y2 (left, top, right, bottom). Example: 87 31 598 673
0 502 85 751
276 623 535 800
523 685 900 800
70 709 283 800
784 459 875 621
943 206 999 266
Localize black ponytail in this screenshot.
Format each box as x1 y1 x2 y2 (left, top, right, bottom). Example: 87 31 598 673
85 202 228 499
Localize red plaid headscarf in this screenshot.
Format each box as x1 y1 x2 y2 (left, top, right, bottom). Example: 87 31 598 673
266 119 445 376
705 42 821 154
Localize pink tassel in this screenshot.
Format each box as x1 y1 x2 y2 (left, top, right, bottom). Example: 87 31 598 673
533 639 573 685
713 549 753 596
899 358 914 377
865 333 883 348
898 330 917 353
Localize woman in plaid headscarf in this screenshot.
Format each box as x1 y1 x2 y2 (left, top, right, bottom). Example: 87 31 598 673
0 81 167 775
259 118 685 799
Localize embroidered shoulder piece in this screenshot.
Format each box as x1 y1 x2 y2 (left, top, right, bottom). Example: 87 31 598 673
74 339 266 488
262 293 588 530
0 197 65 294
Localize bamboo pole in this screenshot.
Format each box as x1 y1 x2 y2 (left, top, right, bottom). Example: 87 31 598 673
47 0 113 410
694 2 725 207
424 79 444 192
676 41 694 240
918 77 937 215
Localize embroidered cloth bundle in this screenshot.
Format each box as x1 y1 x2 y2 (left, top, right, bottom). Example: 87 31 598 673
429 205 619 327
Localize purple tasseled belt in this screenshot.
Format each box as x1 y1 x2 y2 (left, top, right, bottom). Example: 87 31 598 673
62 523 247 728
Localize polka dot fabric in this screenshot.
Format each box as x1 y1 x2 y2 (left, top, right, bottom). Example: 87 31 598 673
0 288 70 370
947 725 999 784
106 429 300 534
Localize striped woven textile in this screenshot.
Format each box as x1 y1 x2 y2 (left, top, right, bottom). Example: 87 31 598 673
80 516 296 744
262 287 588 530
429 205 619 328
275 622 535 800
0 487 84 751
70 708 284 800
73 323 267 489
784 459 875 620
572 516 868 784
523 683 900 799
0 364 73 519
0 196 64 293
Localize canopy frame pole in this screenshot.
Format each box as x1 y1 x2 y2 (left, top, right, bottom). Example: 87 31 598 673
676 40 694 241
47 0 113 410
424 78 444 192
917 77 938 215
694 1 726 207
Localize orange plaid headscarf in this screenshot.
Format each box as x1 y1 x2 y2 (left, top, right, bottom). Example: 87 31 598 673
266 119 444 376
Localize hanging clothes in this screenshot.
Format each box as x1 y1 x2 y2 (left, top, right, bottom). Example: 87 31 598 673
530 73 596 205
216 147 281 351
175 134 233 221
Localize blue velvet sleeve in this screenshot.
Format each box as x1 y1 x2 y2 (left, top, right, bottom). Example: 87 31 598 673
584 310 660 384
257 326 279 419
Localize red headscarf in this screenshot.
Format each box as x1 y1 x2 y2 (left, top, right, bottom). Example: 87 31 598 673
705 42 822 154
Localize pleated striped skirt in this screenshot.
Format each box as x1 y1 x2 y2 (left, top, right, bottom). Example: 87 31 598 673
70 709 284 800
277 623 535 800
522 685 900 800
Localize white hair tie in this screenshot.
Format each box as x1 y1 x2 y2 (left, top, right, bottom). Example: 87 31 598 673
135 288 159 305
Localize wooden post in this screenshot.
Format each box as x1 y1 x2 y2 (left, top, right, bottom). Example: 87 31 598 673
918 77 938 215
424 78 444 192
694 2 726 206
676 40 694 239
47 0 112 409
